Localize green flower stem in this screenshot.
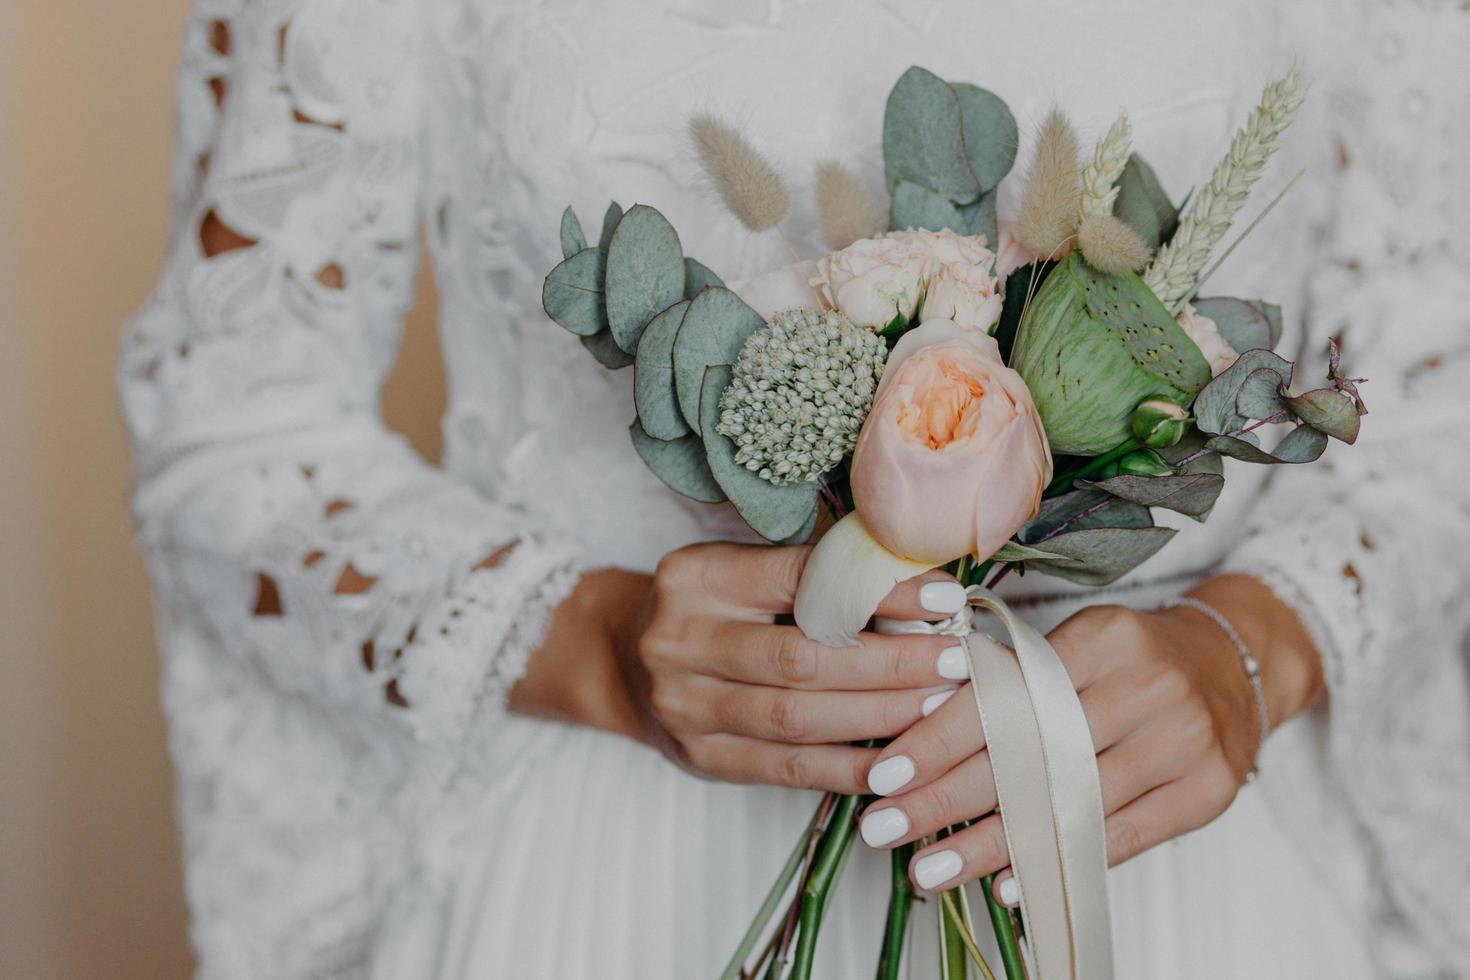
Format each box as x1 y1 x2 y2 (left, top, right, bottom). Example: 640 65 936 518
875 843 917 980
789 793 863 980
720 808 824 980
980 874 1027 980
938 891 975 980
1044 440 1138 496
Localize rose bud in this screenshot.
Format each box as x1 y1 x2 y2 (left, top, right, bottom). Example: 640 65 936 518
1130 398 1191 448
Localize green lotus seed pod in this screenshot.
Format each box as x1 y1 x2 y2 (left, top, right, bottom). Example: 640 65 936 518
1130 398 1191 448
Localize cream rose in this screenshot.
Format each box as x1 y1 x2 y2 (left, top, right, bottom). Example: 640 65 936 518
1175 303 1240 376
811 228 1001 332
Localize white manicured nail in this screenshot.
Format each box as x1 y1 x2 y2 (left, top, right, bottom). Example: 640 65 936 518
996 873 1020 907
936 645 969 681
919 581 966 615
866 755 916 796
860 808 910 847
914 850 964 891
921 688 957 717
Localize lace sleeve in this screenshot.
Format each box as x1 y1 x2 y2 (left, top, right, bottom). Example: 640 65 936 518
1220 3 1470 971
120 0 582 744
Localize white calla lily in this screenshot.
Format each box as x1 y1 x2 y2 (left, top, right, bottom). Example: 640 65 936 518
793 512 939 647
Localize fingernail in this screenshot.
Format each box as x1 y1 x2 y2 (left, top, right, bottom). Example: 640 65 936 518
866 755 916 796
860 808 910 847
921 688 957 717
914 850 963 891
936 645 969 681
919 581 966 615
996 872 1020 908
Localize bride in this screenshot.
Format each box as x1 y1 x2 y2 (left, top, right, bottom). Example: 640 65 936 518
120 0 1469 976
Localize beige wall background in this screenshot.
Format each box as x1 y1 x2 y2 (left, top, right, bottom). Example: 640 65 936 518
1 4 444 976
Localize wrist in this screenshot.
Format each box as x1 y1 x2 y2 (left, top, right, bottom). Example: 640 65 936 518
1185 573 1325 730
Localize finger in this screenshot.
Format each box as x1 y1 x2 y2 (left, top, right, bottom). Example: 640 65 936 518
863 680 985 797
685 734 878 794
908 813 1009 892
1104 778 1219 867
702 680 940 744
872 568 967 621
662 542 812 616
860 750 995 849
710 622 961 691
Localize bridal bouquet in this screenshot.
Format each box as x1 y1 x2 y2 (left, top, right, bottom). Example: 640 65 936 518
541 66 1363 980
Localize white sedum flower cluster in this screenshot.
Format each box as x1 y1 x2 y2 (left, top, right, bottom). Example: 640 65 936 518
717 309 887 486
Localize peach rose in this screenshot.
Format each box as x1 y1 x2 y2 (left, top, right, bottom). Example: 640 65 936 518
850 319 1051 563
811 228 1000 331
1175 303 1240 376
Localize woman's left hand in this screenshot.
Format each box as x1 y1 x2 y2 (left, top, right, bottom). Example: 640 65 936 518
855 573 1325 896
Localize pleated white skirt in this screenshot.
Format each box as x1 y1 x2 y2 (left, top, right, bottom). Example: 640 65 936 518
372 584 1377 980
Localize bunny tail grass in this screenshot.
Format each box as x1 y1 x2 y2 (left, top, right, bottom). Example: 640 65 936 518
814 161 885 250
1016 110 1082 260
1143 68 1304 308
1079 112 1132 220
1078 213 1152 274
689 113 791 232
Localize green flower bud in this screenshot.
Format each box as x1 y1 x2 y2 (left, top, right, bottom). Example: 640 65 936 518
1129 398 1191 449
1112 448 1176 478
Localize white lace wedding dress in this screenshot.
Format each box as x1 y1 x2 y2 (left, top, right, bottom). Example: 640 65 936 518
120 1 1470 977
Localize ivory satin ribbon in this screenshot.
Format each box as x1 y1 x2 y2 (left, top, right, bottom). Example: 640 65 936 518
877 588 1114 979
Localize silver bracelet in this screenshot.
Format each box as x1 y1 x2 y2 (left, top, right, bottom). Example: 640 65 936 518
1160 596 1269 780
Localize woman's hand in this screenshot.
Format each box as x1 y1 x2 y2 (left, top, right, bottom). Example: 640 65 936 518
511 542 972 794
854 573 1326 897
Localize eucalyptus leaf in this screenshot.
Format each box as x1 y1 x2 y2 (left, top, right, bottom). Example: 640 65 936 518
672 286 766 430
1079 472 1225 520
1027 527 1178 586
1018 489 1153 543
960 188 998 248
1113 154 1179 249
890 180 967 233
599 201 623 250
951 82 1018 193
1235 367 1288 420
776 503 820 546
559 207 587 259
629 420 726 504
604 204 686 353
580 329 635 369
1285 386 1362 444
699 365 819 542
882 67 981 204
1194 348 1294 434
993 540 1073 563
684 257 724 298
634 300 692 440
541 247 606 337
1191 297 1276 354
1206 426 1327 464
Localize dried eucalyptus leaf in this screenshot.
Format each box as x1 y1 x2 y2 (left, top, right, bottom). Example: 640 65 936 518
599 202 623 250
541 247 605 337
1080 472 1225 520
1018 489 1153 543
1113 154 1179 249
1285 386 1362 444
559 207 587 259
672 286 766 430
1235 367 1288 420
1028 526 1178 586
684 257 724 298
1191 297 1275 353
882 67 981 204
604 205 686 354
634 300 692 440
993 540 1073 563
1206 426 1327 464
699 365 818 542
951 81 1018 193
580 329 635 369
629 420 725 504
1194 348 1294 434
890 180 967 233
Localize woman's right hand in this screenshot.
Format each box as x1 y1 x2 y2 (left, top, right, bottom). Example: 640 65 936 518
512 542 971 794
